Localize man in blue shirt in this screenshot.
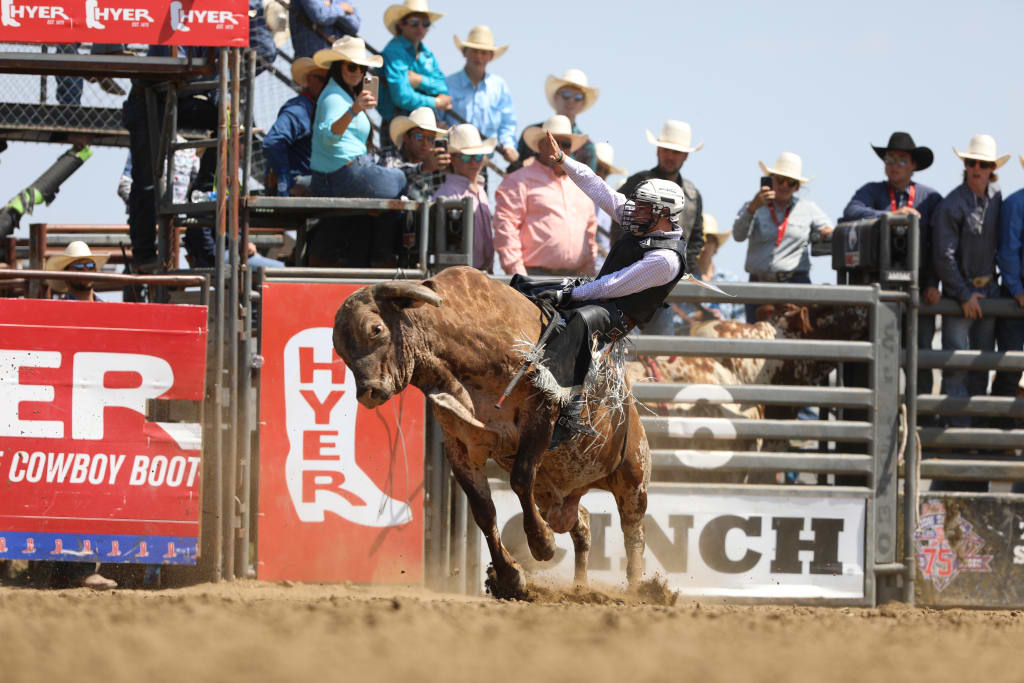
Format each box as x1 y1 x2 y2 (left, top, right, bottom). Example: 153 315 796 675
843 132 941 396
263 58 328 196
378 1 451 146
443 26 517 166
993 156 1024 444
288 0 361 59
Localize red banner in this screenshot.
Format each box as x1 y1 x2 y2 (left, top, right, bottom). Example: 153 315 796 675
0 299 208 564
258 282 425 583
0 0 249 46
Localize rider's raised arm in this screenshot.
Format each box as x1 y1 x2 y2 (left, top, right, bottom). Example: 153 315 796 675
560 155 627 222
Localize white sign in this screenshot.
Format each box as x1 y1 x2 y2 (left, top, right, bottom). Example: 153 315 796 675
484 482 865 599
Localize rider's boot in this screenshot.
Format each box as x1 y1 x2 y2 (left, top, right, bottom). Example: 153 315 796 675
549 391 598 449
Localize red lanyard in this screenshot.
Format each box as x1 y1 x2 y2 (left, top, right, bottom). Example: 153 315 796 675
769 203 793 246
888 183 915 211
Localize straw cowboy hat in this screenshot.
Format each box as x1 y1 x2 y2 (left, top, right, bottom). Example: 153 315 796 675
1019 155 1024 170
646 120 703 154
702 213 731 247
45 241 108 292
759 152 813 184
522 115 588 154
954 134 1010 169
263 0 289 48
389 106 446 149
313 36 383 69
447 123 496 155
453 25 507 59
594 142 626 176
544 69 599 113
290 57 325 88
871 131 933 171
384 0 443 36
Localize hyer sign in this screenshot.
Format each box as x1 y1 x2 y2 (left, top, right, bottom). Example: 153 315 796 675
0 299 207 564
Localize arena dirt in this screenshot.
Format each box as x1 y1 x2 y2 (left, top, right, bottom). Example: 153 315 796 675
1 580 1022 683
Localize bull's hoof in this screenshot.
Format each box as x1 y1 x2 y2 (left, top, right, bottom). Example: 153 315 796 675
485 564 528 601
527 528 556 562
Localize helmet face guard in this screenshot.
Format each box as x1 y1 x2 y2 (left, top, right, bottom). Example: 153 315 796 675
620 200 664 235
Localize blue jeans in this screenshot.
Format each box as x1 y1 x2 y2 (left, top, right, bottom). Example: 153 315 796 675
311 155 406 199
940 283 999 428
744 271 812 323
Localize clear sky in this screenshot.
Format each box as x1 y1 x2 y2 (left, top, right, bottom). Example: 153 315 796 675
4 0 1023 282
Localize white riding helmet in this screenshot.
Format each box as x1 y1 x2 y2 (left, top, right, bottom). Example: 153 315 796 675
621 178 686 234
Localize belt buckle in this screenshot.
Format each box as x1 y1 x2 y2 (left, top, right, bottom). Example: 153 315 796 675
972 276 990 288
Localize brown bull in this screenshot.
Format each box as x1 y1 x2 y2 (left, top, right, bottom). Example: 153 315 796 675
332 266 650 598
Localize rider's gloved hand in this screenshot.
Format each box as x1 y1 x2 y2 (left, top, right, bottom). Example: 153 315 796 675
537 285 573 307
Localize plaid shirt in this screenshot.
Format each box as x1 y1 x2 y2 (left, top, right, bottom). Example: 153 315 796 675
375 147 445 201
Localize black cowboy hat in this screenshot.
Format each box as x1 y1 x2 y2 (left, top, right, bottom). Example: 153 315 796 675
872 131 933 171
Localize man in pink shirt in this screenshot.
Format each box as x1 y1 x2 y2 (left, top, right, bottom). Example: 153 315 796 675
493 115 598 276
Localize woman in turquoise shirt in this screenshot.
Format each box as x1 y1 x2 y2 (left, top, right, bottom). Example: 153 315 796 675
310 36 407 198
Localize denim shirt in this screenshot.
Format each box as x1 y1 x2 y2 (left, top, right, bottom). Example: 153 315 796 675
933 182 1002 303
378 35 448 121
997 188 1024 297
441 70 517 149
262 92 315 193
289 0 361 58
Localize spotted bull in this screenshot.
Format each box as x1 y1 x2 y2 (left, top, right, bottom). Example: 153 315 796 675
332 267 650 598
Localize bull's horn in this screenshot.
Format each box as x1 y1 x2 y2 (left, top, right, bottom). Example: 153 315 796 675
372 281 444 308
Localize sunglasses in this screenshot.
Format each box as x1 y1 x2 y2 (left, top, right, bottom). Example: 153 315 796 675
884 155 910 167
343 61 368 74
402 16 430 28
558 89 585 102
555 139 574 152
460 153 485 163
65 261 96 271
964 159 995 170
409 131 435 142
772 175 798 188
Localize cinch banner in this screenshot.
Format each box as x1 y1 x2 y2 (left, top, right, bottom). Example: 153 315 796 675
0 0 249 47
0 299 208 565
258 282 425 583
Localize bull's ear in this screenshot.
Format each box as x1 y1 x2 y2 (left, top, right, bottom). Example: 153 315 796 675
372 280 444 310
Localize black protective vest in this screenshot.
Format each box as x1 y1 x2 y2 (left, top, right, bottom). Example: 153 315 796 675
596 234 687 324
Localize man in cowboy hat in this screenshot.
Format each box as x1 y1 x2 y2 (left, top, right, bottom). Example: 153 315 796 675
374 106 451 200
263 57 329 197
443 26 518 169
493 115 597 277
378 0 451 146
433 123 496 272
45 240 107 301
842 131 942 397
287 0 361 59
511 69 598 172
931 135 1006 476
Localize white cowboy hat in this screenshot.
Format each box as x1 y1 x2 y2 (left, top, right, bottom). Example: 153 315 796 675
522 115 588 154
453 25 507 59
447 123 496 156
45 241 109 292
290 57 325 88
383 0 443 36
312 36 383 69
263 0 289 48
758 152 813 184
594 142 626 176
702 213 731 247
389 106 446 149
544 68 599 113
953 134 1010 169
645 120 703 154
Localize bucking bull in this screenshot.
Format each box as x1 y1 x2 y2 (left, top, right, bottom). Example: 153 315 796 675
333 266 649 599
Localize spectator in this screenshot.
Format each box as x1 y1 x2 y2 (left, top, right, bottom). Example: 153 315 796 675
118 135 199 208
593 141 626 271
842 131 942 399
377 106 450 200
493 115 596 276
733 152 834 323
310 37 406 199
616 121 706 334
512 69 597 172
443 25 518 176
378 0 451 146
288 0 361 59
263 57 329 197
55 44 129 105
433 123 495 272
933 135 1006 464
